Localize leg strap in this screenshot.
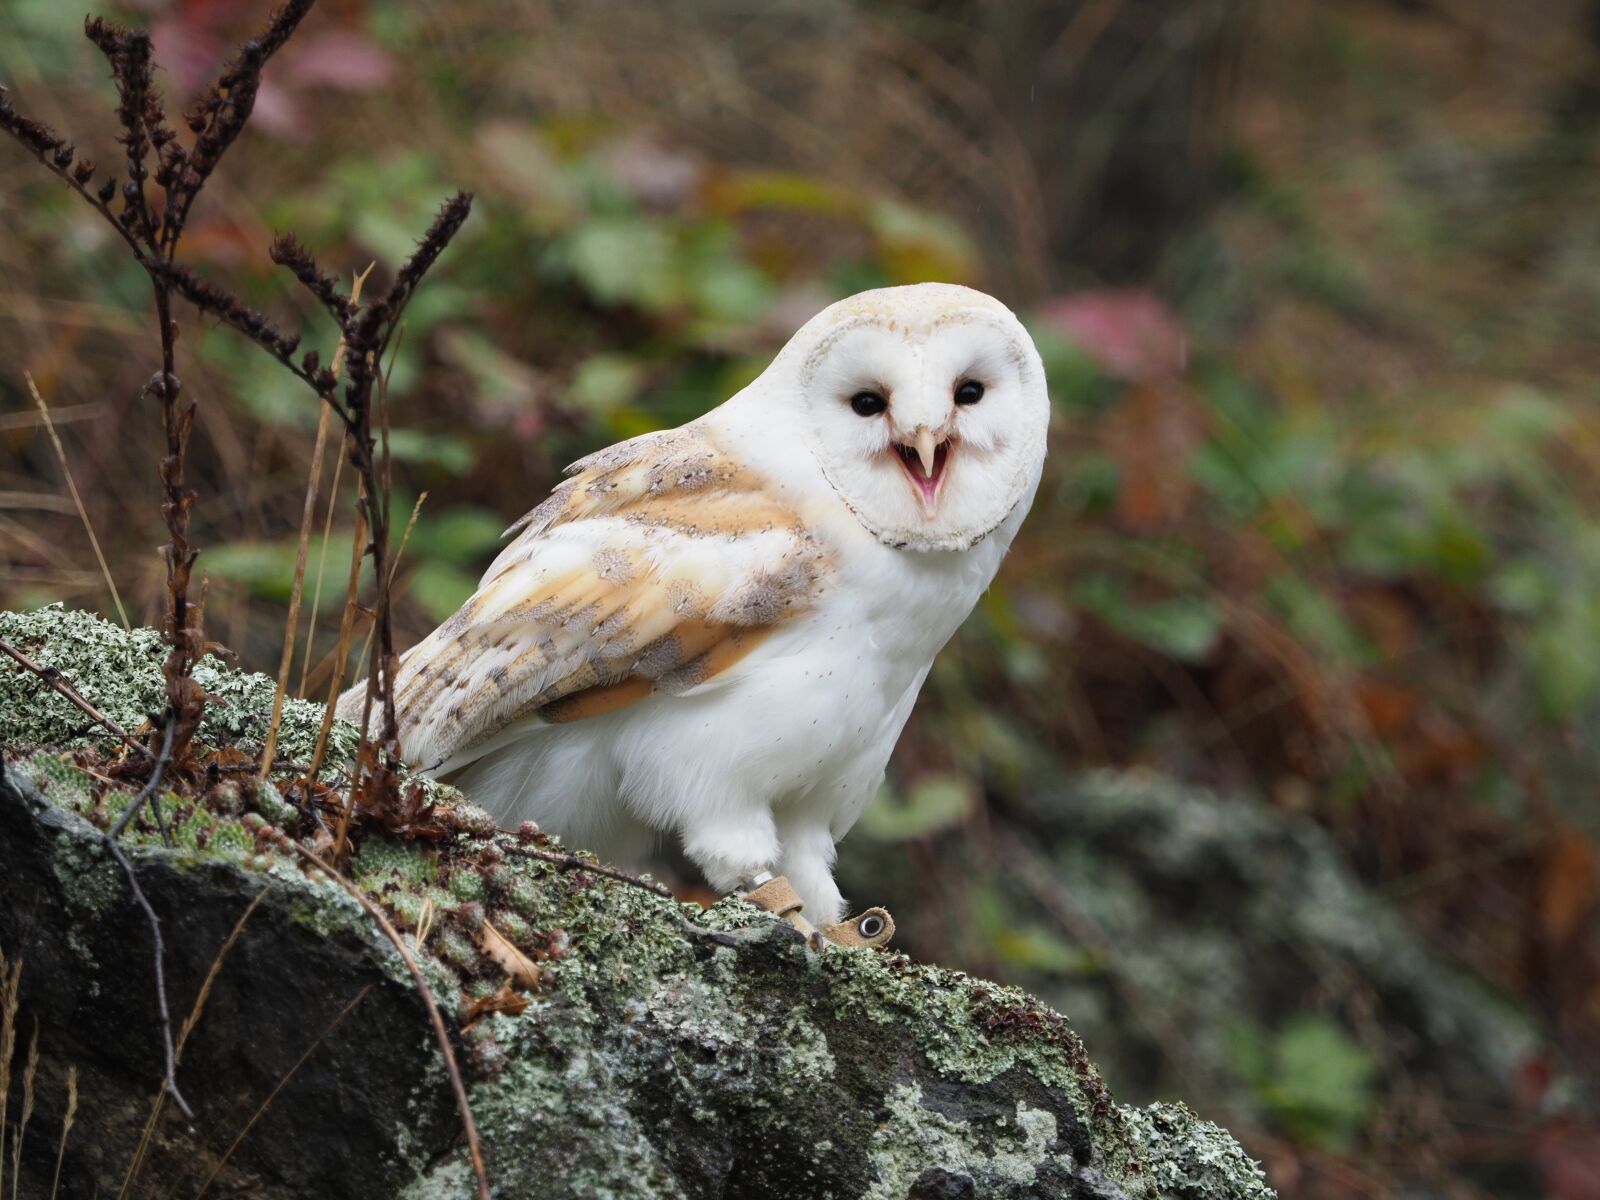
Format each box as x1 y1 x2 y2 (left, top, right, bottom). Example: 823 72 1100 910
821 907 895 950
740 874 894 949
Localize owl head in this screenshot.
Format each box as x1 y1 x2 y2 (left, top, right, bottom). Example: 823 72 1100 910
757 282 1050 552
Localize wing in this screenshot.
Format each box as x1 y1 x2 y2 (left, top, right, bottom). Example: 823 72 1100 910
367 424 828 772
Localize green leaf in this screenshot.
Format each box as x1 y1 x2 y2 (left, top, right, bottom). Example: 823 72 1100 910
385 428 476 474
551 217 677 310
857 775 973 841
202 538 364 607
1072 577 1223 663
1233 1016 1378 1151
406 506 507 567
567 354 646 416
405 560 480 623
993 925 1097 974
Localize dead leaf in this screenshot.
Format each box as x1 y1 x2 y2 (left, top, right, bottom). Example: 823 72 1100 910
1540 833 1598 947
475 920 541 990
460 983 530 1032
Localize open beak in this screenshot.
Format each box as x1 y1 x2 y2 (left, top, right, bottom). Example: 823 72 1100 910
891 427 951 515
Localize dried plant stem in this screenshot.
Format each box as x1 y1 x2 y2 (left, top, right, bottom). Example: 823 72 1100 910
308 499 368 780
5 2 319 777
48 1066 76 1200
24 372 128 629
118 888 265 1199
0 636 151 758
258 402 332 779
0 948 21 1200
388 491 427 590
505 844 675 899
349 488 427 732
10 1020 38 1200
298 448 346 697
259 263 372 781
103 722 192 1121
192 983 372 1200
289 844 490 1200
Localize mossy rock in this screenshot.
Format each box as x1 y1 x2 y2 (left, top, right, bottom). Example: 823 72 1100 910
0 607 1273 1199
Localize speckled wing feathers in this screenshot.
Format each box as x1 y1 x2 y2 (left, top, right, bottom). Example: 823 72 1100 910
382 426 827 771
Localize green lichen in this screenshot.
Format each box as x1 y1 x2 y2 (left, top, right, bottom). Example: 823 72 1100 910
2 608 1276 1200
353 833 440 891
446 866 487 902
251 781 297 826
2 604 372 787
865 1085 1064 1200
1121 1103 1273 1200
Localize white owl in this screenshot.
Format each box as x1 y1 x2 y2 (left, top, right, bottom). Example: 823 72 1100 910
345 283 1049 941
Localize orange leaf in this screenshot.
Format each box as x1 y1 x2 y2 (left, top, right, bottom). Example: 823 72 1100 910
460 983 530 1032
475 920 541 990
1540 834 1598 947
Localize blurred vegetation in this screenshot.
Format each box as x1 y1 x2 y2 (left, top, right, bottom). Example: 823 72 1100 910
3 1 1599 1196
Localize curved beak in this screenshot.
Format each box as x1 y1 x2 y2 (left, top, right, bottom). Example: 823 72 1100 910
891 424 952 515
913 427 939 478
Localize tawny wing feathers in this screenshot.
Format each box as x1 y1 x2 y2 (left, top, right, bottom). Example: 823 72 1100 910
381 424 828 771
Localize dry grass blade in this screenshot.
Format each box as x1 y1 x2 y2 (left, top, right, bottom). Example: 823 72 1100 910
308 498 367 780
415 895 436 946
117 888 267 1199
257 399 334 780
10 1020 38 1200
388 492 427 591
261 265 375 776
0 402 102 432
297 447 345 698
289 843 491 1200
0 948 20 1199
24 372 127 629
48 1066 76 1200
191 983 372 1200
349 488 428 725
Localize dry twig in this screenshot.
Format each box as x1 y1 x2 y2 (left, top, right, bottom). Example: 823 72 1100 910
102 722 191 1119
0 636 151 758
505 843 675 899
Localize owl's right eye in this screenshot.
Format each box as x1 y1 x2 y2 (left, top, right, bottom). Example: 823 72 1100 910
849 391 888 417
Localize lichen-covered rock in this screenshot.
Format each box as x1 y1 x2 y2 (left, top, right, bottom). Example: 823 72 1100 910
0 608 1274 1199
0 603 363 770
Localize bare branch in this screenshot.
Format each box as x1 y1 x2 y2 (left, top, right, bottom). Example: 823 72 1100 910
0 636 151 758
102 723 194 1120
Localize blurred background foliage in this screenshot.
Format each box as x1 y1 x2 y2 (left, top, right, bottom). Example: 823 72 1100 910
3 0 1600 1195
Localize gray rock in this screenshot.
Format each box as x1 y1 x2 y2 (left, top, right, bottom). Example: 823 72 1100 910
0 607 1275 1199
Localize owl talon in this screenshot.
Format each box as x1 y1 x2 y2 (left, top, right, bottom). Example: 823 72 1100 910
737 874 894 950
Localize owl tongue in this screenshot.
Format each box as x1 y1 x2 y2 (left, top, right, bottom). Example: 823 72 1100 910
893 439 950 513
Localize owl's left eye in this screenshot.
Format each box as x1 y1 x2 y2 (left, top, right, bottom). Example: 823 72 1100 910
850 391 888 417
954 380 985 405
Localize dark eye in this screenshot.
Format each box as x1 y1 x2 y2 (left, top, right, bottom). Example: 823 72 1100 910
955 380 984 405
850 390 888 417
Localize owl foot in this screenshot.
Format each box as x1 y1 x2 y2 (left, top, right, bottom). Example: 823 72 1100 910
738 873 895 950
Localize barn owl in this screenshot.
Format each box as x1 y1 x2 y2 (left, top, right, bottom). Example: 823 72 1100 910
345 283 1049 938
